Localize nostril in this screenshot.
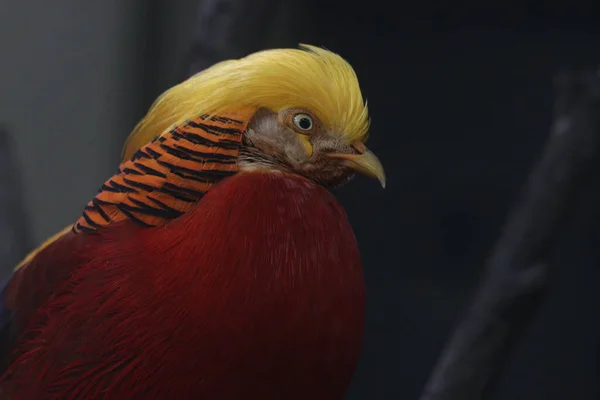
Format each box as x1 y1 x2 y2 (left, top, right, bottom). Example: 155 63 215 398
351 141 366 154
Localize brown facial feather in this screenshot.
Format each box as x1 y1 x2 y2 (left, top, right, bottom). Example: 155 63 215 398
239 108 359 188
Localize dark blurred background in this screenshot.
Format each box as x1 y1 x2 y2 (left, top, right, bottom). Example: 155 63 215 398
1 1 599 399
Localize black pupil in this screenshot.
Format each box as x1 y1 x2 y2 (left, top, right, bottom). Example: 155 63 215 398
298 117 311 129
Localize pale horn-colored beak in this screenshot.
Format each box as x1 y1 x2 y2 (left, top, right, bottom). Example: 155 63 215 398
327 142 386 188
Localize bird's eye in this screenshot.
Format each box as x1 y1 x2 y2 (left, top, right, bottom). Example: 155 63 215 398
292 113 314 131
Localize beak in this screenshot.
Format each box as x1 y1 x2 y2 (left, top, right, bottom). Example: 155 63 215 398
327 143 386 188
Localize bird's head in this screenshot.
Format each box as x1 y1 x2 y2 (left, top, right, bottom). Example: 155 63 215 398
122 44 385 189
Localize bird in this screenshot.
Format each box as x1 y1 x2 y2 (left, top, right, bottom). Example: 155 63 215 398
0 44 385 399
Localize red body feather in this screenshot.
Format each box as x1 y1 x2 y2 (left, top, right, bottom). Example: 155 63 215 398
0 172 365 399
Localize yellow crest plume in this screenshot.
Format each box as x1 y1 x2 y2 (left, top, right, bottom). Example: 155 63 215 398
121 44 369 161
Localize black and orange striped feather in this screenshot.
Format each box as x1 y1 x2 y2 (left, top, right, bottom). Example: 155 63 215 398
73 109 254 233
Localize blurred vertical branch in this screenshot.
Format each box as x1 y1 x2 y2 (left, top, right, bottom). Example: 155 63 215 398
420 69 600 400
0 128 31 279
140 0 162 108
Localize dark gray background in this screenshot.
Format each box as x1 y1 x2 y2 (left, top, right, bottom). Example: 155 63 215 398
0 1 598 399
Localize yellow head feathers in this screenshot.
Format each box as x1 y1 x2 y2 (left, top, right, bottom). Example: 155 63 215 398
121 44 370 161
